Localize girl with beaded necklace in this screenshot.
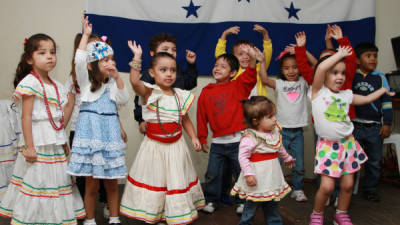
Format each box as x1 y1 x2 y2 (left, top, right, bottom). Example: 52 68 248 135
0 33 86 224
66 17 129 225
120 40 205 225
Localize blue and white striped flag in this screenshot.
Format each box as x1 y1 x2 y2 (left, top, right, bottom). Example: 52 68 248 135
85 0 375 75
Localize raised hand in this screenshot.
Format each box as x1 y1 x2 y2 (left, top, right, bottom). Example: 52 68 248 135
284 44 296 55
186 50 196 64
295 31 306 47
221 26 240 40
325 25 333 41
127 40 142 59
82 16 92 36
253 24 270 41
330 24 343 40
254 47 265 62
337 45 352 57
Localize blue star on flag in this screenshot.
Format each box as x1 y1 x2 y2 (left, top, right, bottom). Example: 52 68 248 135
182 0 201 18
285 2 301 20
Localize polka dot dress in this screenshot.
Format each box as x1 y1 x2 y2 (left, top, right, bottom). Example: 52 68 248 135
314 135 368 178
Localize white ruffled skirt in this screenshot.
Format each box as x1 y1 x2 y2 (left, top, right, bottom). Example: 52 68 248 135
0 144 86 224
231 158 291 202
120 136 205 225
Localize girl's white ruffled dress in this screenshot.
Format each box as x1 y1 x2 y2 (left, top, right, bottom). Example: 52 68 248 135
0 100 20 202
231 128 292 202
120 83 205 225
0 75 85 225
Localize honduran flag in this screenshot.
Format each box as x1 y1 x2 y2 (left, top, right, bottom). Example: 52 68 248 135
85 0 375 75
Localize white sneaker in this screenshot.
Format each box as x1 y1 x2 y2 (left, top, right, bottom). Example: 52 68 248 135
290 190 308 202
202 202 216 213
103 204 110 219
235 203 244 214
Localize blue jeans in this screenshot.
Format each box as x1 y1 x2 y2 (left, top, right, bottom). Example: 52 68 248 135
239 200 282 225
204 142 243 204
353 123 383 192
281 128 305 190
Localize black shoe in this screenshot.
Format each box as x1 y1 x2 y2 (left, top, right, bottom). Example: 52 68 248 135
363 190 380 202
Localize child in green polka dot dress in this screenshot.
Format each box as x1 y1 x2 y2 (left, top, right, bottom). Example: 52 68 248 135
307 46 394 225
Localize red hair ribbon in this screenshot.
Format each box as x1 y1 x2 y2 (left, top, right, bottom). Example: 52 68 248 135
23 38 28 46
275 50 288 61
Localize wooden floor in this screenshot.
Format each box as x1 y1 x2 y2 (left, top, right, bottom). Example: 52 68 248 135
1 179 399 225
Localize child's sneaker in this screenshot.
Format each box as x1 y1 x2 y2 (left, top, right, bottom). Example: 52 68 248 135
235 203 244 214
333 212 353 225
290 190 308 202
202 202 217 213
309 212 323 225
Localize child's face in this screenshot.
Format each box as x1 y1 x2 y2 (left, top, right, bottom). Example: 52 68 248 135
149 57 177 90
151 41 177 59
212 58 236 84
98 55 116 78
257 113 277 133
325 61 346 93
233 44 250 68
281 57 299 81
28 40 57 75
358 50 378 74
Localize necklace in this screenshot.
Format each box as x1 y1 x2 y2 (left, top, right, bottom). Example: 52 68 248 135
156 89 181 136
31 70 64 130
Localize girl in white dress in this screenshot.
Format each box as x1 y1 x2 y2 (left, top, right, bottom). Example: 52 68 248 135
0 33 85 225
120 41 204 225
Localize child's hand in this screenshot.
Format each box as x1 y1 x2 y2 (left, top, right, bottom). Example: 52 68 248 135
82 16 92 36
325 25 333 41
284 44 296 55
192 138 201 152
139 121 147 134
62 144 70 157
285 158 296 169
337 45 352 57
380 124 391 139
201 143 209 153
104 63 119 80
221 26 240 40
295 31 306 47
121 127 128 143
245 175 257 187
383 87 396 97
23 146 37 163
186 50 196 64
254 47 265 62
127 40 142 60
253 24 269 41
330 24 343 40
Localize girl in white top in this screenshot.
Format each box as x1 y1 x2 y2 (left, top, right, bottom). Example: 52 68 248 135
0 33 85 224
120 41 204 225
263 52 309 202
308 46 393 225
66 17 129 225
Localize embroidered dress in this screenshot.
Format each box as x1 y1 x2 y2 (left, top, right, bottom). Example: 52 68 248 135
0 100 20 202
0 74 85 225
231 127 292 202
120 83 204 225
309 86 368 178
67 88 126 179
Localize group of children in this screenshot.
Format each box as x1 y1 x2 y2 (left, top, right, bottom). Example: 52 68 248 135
0 15 393 225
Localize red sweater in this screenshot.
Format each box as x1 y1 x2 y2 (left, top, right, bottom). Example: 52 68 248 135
295 36 357 119
197 67 257 144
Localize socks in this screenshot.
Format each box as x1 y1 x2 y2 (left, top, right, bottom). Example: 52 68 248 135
83 218 96 225
312 210 323 214
109 217 121 224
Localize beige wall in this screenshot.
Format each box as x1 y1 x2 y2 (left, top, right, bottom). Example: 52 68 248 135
1 0 399 180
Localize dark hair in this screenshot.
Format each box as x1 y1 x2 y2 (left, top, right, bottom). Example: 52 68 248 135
215 53 239 72
232 40 254 53
14 33 56 88
354 42 378 58
279 53 297 80
149 52 176 69
242 96 275 129
313 54 346 78
149 33 177 53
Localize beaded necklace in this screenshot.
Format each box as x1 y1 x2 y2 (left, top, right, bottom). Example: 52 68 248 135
31 70 64 130
156 89 181 136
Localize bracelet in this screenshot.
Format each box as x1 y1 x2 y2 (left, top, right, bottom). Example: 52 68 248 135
129 60 142 71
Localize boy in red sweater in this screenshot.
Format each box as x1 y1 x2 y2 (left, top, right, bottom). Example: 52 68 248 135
197 45 265 214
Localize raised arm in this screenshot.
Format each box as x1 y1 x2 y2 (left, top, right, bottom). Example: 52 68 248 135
312 46 352 99
254 24 273 70
258 49 276 89
215 26 240 58
325 25 334 49
127 40 151 98
182 50 198 90
75 16 92 87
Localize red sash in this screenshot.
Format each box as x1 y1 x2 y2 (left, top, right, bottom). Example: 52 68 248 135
249 152 278 162
146 122 182 143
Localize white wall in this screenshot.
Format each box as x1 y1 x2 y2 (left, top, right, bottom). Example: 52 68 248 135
1 0 399 180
